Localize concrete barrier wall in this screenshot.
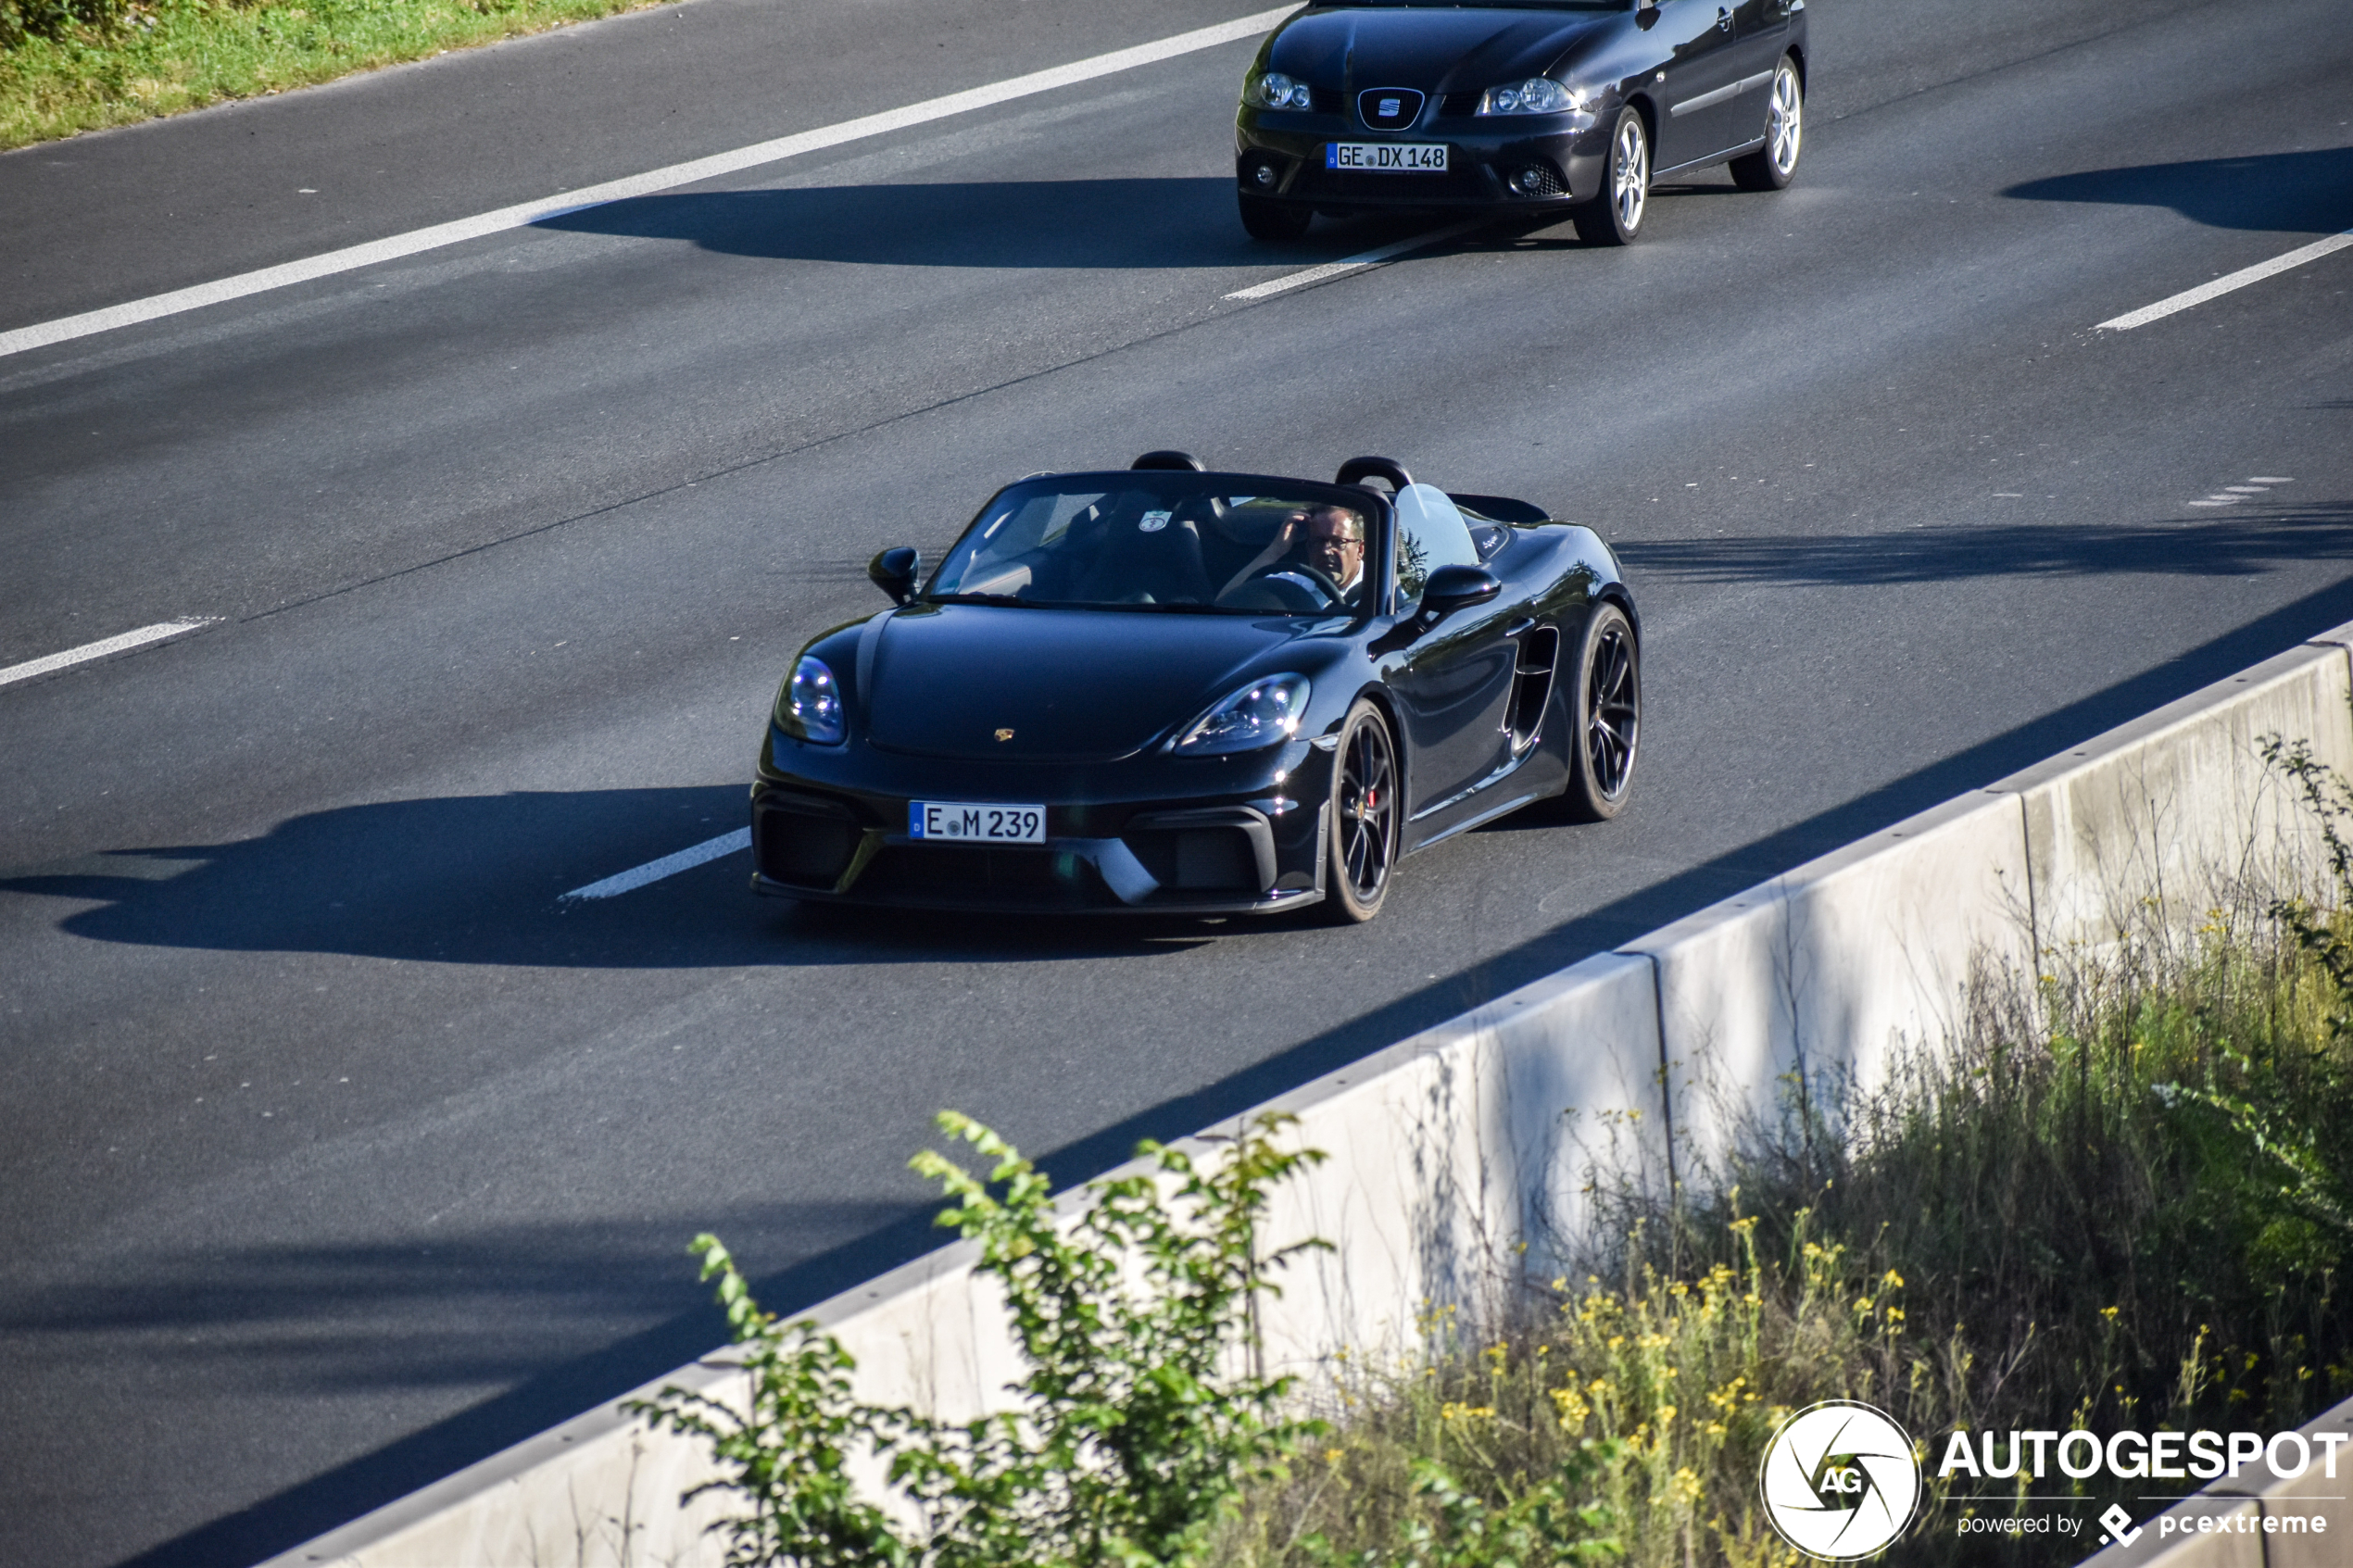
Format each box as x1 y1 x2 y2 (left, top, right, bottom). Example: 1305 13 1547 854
1627 788 2034 1166
1994 643 2353 957
268 621 2353 1568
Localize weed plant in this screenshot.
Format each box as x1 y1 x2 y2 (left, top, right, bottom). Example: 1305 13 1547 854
1 0 651 148
635 1111 1337 1567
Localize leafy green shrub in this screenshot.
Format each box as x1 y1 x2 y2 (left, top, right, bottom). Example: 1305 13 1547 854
634 1111 1340 1567
2 0 125 49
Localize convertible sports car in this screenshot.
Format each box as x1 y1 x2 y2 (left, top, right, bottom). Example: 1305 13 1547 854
1234 0 1806 244
749 453 1639 922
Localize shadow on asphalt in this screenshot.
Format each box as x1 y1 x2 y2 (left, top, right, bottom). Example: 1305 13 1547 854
2003 145 2353 233
1612 494 2353 586
0 789 1222 967
52 579 2353 1568
537 177 1352 269
531 177 1628 268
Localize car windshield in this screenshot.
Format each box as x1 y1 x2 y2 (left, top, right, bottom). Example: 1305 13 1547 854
927 478 1377 615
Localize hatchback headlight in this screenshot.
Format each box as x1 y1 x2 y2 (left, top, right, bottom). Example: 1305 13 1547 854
779 655 846 746
1174 675 1310 756
1478 78 1587 115
1245 71 1315 111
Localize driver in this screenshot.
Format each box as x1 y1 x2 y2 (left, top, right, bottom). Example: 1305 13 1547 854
1257 505 1366 603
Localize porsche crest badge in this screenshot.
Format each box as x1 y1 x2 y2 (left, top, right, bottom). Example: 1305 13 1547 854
995 728 1014 742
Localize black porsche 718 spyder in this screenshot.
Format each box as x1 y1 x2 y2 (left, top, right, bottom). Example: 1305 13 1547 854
1234 0 1806 245
749 453 1639 923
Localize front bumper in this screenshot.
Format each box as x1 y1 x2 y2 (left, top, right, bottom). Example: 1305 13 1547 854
1237 107 1610 212
749 727 1333 915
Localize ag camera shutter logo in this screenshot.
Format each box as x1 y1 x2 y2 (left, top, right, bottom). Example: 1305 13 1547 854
1759 1400 1921 1560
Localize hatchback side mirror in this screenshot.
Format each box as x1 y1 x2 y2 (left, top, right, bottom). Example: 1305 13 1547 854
869 546 921 605
1421 563 1503 621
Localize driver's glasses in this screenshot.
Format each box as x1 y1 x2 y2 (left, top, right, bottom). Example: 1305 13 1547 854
1309 518 1365 554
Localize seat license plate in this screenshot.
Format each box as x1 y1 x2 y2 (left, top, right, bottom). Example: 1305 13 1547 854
909 801 1047 844
1326 142 1448 172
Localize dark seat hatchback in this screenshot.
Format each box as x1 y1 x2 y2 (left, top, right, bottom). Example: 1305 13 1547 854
1233 0 1807 245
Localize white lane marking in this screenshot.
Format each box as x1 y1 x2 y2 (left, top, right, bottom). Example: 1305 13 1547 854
2251 476 2295 483
2096 228 2353 332
2223 485 2269 493
0 6 1297 361
1223 220 1483 301
561 828 749 900
0 618 220 689
2185 500 2232 507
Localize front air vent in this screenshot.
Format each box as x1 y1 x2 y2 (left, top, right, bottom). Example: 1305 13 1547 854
1440 91 1480 116
755 799 862 888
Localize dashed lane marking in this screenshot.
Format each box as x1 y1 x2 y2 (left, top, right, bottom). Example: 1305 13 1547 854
0 619 220 690
1223 220 1484 301
561 829 750 900
2183 476 2289 509
0 6 1298 361
2097 229 2353 331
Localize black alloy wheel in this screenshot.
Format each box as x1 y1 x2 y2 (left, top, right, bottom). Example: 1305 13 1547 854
1561 603 1640 821
1572 107 1649 246
1239 192 1314 241
1326 699 1400 922
1729 55 1804 192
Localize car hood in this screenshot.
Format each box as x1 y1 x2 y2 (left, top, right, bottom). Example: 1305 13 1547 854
862 605 1302 762
1268 6 1615 95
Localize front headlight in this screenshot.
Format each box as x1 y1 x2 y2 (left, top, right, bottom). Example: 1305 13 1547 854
1478 78 1588 116
1173 674 1310 756
779 655 846 746
1245 71 1315 111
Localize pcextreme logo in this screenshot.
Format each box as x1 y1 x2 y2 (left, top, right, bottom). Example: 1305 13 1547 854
1759 1400 1923 1561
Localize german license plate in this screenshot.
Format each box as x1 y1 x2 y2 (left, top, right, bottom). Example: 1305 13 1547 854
1326 142 1448 172
909 800 1047 844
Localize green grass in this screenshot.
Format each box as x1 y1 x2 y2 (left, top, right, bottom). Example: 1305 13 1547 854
1 0 659 150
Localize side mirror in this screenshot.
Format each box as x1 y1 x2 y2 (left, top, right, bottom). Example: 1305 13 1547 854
1421 564 1503 621
868 546 920 605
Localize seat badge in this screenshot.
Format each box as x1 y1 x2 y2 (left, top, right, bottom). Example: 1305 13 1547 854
995 728 1015 742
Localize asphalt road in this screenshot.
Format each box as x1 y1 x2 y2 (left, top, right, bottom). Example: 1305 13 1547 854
3 0 2349 1562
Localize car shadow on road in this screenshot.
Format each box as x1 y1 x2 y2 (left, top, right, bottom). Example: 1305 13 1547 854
534 176 1575 269
0 785 1215 969
2004 145 2353 233
1611 494 2353 587
537 177 1315 269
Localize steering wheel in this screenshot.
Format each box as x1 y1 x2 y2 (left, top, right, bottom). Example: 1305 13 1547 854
1264 562 1346 606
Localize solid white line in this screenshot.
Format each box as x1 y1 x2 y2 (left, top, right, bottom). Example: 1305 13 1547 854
0 6 1298 362
561 828 750 900
0 619 220 689
1223 220 1483 301
2096 228 2353 331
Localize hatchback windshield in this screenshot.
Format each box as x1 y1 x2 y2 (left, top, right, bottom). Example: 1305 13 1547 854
927 479 1376 614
